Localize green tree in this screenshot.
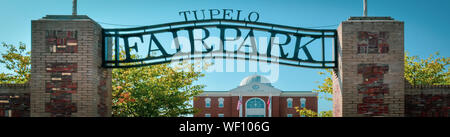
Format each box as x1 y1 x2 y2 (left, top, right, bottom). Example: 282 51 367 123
0 42 31 84
112 52 208 117
295 69 334 117
313 69 333 101
405 52 450 86
296 108 333 117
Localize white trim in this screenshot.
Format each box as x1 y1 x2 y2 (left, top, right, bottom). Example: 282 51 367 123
300 98 306 108
287 98 293 108
218 97 224 108
239 96 242 117
205 98 211 108
245 97 266 117
268 95 272 117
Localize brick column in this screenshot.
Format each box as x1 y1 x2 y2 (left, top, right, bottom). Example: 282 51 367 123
333 17 404 117
31 15 112 117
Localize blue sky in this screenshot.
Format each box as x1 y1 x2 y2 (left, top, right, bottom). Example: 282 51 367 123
0 0 449 112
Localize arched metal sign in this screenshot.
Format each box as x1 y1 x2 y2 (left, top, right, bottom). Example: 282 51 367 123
102 10 337 69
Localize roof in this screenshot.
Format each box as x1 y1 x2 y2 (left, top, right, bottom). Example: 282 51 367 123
239 75 272 86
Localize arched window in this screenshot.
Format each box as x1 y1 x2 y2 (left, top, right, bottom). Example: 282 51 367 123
218 98 224 108
205 98 211 108
300 98 306 108
247 98 265 108
287 98 293 108
245 98 266 117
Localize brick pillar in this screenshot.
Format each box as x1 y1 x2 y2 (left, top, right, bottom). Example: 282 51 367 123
31 15 112 117
333 17 404 117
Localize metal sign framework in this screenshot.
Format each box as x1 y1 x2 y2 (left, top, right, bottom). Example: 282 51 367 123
102 19 338 69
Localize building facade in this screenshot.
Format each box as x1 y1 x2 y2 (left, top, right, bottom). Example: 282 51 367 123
193 75 318 117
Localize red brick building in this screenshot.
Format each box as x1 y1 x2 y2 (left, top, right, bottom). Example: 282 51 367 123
194 75 318 117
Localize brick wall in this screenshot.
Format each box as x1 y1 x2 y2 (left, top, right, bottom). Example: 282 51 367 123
194 96 317 117
279 97 317 117
0 84 30 117
332 71 342 117
334 17 405 117
31 15 111 117
405 84 450 117
357 64 390 116
194 97 233 117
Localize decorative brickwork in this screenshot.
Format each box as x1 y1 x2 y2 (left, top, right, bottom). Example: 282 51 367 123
0 84 30 117
45 94 77 117
46 63 77 73
0 93 30 117
45 63 77 117
405 94 449 117
357 64 389 116
405 84 450 117
50 73 73 81
357 31 389 54
45 81 77 93
46 30 78 53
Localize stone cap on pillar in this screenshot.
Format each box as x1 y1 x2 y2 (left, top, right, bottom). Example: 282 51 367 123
348 16 394 21
344 16 403 24
41 15 92 20
35 15 102 28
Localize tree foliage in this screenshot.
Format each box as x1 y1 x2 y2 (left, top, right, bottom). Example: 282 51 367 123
405 52 449 86
313 69 333 101
295 69 334 117
112 53 207 117
0 42 30 84
296 107 333 117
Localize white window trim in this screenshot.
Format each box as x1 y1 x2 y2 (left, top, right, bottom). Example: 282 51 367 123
300 98 306 108
218 98 224 108
205 113 211 117
245 97 266 117
205 98 211 108
287 98 293 108
218 114 224 117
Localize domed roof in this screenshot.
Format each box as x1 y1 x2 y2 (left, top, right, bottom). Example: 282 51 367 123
239 75 272 86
